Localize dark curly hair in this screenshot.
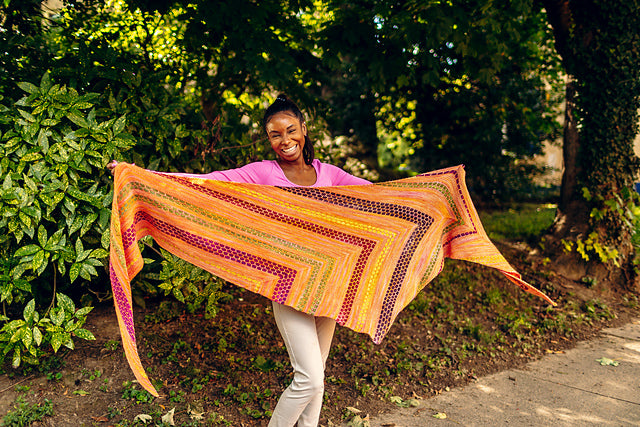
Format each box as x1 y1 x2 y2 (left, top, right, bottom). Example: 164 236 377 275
262 94 315 165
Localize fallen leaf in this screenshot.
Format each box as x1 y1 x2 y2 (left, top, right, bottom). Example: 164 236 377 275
407 398 420 407
161 407 176 426
433 412 447 419
73 390 89 396
389 396 403 406
188 404 205 421
91 415 109 422
133 414 153 424
596 357 619 366
346 414 370 427
389 395 420 408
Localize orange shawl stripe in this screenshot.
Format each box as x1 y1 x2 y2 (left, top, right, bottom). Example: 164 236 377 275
109 163 553 396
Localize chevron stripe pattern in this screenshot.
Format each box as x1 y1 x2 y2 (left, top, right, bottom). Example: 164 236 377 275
109 163 554 396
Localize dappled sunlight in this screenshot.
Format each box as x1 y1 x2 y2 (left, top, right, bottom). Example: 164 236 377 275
623 341 640 362
535 406 619 425
477 384 496 394
487 405 506 414
371 322 640 426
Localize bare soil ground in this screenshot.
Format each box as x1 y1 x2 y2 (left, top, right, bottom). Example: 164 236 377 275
1 243 637 426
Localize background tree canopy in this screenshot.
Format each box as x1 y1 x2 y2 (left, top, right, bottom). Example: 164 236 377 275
1 0 638 367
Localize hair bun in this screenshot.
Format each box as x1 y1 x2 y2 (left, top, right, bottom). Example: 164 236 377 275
275 94 288 102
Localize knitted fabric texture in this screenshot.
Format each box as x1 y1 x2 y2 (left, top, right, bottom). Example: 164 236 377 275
109 163 554 396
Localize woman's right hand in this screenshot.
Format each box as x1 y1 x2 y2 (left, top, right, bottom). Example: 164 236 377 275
107 160 118 175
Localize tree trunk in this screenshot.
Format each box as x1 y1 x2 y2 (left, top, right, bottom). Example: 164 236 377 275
558 79 579 215
546 79 590 281
551 77 589 235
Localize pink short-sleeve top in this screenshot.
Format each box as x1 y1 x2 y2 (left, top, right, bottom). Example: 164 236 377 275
171 159 370 187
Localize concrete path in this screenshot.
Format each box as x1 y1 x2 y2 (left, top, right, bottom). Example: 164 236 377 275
366 319 640 426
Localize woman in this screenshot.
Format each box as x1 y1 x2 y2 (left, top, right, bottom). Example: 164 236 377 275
110 94 370 426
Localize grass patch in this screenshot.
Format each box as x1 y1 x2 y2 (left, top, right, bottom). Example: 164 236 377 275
480 203 556 241
2 395 53 426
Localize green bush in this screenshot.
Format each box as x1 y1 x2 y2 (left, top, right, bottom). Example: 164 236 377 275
0 72 134 367
0 72 233 369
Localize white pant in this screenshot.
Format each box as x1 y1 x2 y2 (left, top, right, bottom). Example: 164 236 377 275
268 302 336 427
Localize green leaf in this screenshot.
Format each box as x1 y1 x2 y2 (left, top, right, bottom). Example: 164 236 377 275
64 319 77 332
18 211 31 228
79 263 97 280
68 215 83 234
63 336 74 350
84 258 103 267
90 248 109 259
101 227 111 250
76 247 92 263
37 129 49 153
57 293 75 314
113 115 127 135
20 152 43 162
12 348 21 368
32 250 45 273
21 327 33 350
75 306 93 317
50 307 65 327
67 186 99 206
63 196 76 215
23 299 36 323
11 262 29 280
41 118 59 127
22 175 38 193
2 172 12 190
9 327 24 345
37 225 47 247
80 212 98 236
172 288 185 303
45 229 64 250
69 263 81 283
51 332 63 353
14 244 41 258
33 327 43 346
40 72 52 93
18 109 37 122
1 287 12 303
74 328 95 340
17 82 39 94
73 102 93 109
66 112 88 128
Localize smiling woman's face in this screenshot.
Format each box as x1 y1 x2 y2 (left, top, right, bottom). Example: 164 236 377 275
265 111 308 164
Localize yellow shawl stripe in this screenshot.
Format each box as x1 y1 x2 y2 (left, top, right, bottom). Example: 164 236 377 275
109 163 554 396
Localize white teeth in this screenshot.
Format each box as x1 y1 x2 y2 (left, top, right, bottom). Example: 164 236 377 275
282 146 297 153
